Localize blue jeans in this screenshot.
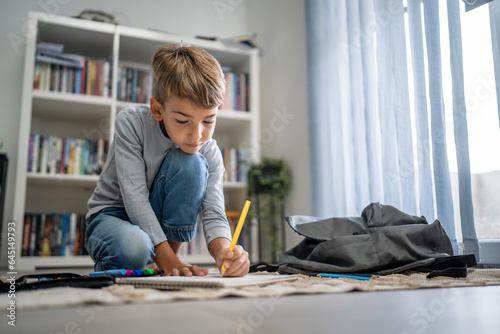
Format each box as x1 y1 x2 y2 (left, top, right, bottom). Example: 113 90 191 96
85 148 209 271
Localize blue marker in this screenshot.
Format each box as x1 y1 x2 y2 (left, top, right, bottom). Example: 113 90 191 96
311 273 372 281
89 269 127 276
132 270 143 276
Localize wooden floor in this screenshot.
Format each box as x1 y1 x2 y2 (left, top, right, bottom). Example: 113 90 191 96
4 280 500 333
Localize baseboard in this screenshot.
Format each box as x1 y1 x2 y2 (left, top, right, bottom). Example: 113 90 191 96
479 239 500 266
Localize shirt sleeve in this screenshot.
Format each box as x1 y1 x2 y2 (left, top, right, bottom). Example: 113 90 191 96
113 110 167 246
201 141 233 247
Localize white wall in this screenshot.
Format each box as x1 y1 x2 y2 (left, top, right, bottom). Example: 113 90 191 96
246 0 310 249
0 0 310 265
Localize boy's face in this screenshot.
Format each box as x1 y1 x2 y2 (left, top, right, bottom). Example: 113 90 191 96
150 95 218 154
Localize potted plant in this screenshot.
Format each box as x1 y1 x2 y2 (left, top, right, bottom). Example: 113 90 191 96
247 157 292 263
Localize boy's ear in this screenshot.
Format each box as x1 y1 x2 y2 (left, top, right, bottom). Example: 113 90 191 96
150 97 164 121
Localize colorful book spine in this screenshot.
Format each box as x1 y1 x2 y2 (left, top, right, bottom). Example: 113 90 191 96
219 147 250 183
33 57 112 97
27 134 108 176
221 71 250 111
116 65 152 104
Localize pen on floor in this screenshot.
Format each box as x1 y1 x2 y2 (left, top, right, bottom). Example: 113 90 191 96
89 269 127 276
309 273 373 281
220 200 251 278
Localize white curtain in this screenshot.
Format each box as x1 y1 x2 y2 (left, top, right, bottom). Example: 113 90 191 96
305 0 479 258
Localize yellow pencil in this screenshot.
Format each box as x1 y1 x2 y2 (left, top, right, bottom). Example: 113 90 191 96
220 200 251 278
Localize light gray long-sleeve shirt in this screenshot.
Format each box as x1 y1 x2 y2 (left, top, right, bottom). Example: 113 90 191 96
87 105 232 247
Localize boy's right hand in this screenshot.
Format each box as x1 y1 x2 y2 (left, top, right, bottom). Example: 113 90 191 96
163 262 208 277
153 240 208 276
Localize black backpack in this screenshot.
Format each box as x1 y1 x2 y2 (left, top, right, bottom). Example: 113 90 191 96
276 203 476 278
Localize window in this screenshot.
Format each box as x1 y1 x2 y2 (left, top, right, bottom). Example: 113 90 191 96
403 1 500 240
445 2 500 239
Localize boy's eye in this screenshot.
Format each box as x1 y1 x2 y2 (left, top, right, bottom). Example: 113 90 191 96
204 120 215 125
176 120 188 124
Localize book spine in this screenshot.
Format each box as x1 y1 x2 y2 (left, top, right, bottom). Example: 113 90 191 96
102 61 110 97
29 214 37 256
22 214 32 256
40 135 48 174
22 212 88 257
27 133 108 176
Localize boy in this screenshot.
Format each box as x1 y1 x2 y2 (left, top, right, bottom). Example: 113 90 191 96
85 44 250 277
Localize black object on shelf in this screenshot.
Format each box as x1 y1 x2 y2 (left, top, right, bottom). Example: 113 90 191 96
0 154 8 251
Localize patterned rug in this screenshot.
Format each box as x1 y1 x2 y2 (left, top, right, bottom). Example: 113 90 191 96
3 269 500 310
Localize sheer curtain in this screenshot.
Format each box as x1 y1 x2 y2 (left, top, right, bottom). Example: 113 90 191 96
305 0 479 258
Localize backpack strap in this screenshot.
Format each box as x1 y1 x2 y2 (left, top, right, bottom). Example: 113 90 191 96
249 262 279 273
420 254 477 278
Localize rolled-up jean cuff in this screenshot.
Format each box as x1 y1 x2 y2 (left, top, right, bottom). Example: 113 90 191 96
163 226 196 242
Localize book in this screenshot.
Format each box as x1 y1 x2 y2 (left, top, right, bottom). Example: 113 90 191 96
114 273 297 290
27 133 108 176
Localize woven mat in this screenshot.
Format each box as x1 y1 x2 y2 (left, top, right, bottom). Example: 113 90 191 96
3 269 500 311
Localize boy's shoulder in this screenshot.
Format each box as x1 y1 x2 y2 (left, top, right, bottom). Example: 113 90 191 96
114 105 155 136
116 105 151 120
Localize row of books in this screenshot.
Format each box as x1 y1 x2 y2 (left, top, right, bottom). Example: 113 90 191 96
221 72 250 112
28 134 108 175
117 65 154 104
21 212 88 257
34 41 111 97
33 60 112 97
220 148 250 183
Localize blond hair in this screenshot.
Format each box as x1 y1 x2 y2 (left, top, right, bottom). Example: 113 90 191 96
151 44 225 109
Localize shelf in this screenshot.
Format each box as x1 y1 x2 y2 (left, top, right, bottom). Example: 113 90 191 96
14 11 261 270
215 111 252 133
32 90 112 122
27 173 99 187
36 12 114 59
218 110 252 119
223 181 247 190
117 26 255 71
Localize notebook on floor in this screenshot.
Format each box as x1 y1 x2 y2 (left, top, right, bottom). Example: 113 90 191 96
114 273 297 290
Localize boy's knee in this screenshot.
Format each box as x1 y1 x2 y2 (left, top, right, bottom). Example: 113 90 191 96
117 230 154 269
166 148 208 176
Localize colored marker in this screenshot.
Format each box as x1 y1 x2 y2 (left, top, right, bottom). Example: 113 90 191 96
89 269 127 276
310 273 372 281
143 269 155 275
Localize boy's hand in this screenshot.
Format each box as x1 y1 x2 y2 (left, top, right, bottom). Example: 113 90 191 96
163 262 208 277
216 245 250 277
154 241 208 276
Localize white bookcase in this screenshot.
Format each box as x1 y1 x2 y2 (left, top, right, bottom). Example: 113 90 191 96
13 11 260 270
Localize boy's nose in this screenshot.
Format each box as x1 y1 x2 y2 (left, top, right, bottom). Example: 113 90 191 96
189 123 203 140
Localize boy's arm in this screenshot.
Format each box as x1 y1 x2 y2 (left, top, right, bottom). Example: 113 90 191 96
209 237 250 277
114 110 167 246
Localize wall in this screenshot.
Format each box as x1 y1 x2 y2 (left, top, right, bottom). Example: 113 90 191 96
246 0 310 249
0 0 310 265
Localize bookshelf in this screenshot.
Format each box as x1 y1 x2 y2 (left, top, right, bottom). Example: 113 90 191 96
13 12 260 270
